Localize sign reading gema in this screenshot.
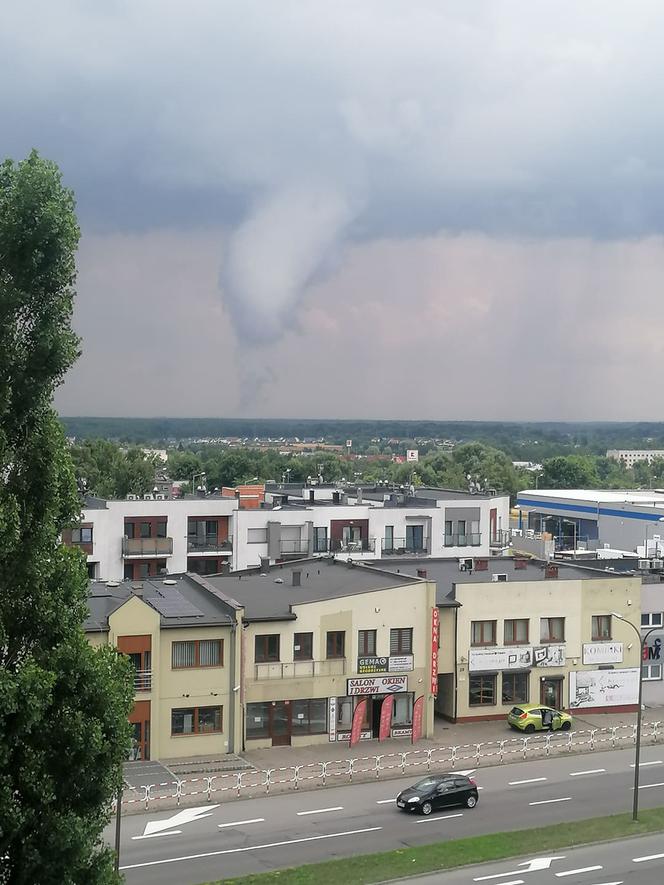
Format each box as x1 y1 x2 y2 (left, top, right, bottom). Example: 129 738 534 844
357 656 388 674
347 675 408 695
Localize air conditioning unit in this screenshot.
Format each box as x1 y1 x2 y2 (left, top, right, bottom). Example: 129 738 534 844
143 493 154 501
126 494 138 501
154 494 166 500
492 573 508 582
459 558 473 571
638 559 651 570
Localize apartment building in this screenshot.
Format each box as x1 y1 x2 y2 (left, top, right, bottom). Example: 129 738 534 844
607 449 664 468
206 561 438 748
64 494 237 581
85 574 242 762
381 557 642 722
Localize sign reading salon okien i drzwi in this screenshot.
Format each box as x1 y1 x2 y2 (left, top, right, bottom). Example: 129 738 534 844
431 607 439 695
346 675 408 695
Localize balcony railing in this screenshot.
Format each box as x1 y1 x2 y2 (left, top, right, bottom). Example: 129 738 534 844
122 537 173 557
444 533 482 547
254 658 347 680
134 669 152 691
330 538 376 553
187 538 233 553
489 530 510 547
382 537 430 555
279 539 310 555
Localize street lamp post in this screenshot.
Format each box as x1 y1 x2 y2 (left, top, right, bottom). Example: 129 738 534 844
192 471 206 495
611 611 659 821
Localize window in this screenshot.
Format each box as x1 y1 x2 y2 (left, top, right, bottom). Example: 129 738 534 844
502 672 530 704
471 620 496 646
643 663 663 681
540 617 565 643
384 526 394 551
255 634 280 662
291 698 327 734
457 519 467 544
293 632 313 660
171 705 223 735
469 674 496 706
246 701 270 739
313 526 328 553
124 522 135 539
406 524 424 551
592 615 612 641
156 521 167 538
172 639 223 668
358 629 377 656
71 526 93 544
642 612 663 628
326 631 345 659
390 628 413 655
248 528 268 543
140 522 151 538
504 619 529 645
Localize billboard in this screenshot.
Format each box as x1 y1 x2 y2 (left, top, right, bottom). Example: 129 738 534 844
346 675 408 695
582 642 624 665
569 668 639 709
469 646 533 672
406 449 419 462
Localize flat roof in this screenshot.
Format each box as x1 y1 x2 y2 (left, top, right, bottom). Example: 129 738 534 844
518 489 664 506
205 559 420 621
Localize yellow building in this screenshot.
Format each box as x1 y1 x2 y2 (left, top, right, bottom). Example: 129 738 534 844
207 561 438 748
85 574 242 762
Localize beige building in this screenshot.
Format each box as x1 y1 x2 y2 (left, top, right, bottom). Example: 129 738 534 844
85 574 242 762
207 561 438 748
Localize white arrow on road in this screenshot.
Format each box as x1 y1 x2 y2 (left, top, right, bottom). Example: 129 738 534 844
133 804 220 839
474 856 566 881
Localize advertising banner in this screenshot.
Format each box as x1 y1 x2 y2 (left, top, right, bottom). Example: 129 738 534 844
582 642 623 665
469 646 533 672
411 695 425 743
328 696 337 742
347 675 408 695
431 607 440 695
378 694 395 742
388 655 414 672
350 698 367 747
569 668 639 709
533 645 566 667
357 656 389 674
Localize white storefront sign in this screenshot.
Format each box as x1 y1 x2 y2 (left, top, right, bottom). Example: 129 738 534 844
391 727 413 737
582 642 623 665
389 655 414 672
328 696 337 742
346 675 408 695
533 645 566 667
468 646 533 672
569 668 639 709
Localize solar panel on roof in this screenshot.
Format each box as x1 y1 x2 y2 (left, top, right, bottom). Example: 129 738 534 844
150 590 203 618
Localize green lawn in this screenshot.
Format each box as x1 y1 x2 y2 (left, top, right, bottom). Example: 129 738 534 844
207 807 664 884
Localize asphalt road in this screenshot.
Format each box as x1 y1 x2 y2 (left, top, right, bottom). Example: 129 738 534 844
402 833 664 884
112 744 664 885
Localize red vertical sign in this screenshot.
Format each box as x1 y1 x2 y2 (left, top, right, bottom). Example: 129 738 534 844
430 607 440 696
349 698 367 747
411 695 425 744
378 694 394 742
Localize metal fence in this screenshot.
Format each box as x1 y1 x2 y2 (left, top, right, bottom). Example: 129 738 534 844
118 719 661 813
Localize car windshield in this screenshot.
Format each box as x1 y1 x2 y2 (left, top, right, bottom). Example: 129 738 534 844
510 707 524 716
413 777 444 790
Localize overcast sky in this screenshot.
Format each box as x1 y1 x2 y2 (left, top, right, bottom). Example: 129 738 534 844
3 1 664 420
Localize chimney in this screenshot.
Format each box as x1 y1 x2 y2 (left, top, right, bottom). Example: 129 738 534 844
309 490 315 502
356 488 363 504
292 570 301 587
545 564 559 579
332 491 340 504
260 556 270 573
197 487 206 498
416 568 427 579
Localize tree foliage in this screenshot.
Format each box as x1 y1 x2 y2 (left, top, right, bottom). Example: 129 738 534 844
70 439 157 498
0 152 133 884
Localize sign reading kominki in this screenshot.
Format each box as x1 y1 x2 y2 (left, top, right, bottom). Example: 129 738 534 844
430 607 440 695
411 695 425 743
349 698 367 747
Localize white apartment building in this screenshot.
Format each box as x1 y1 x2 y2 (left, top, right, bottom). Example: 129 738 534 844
607 449 664 468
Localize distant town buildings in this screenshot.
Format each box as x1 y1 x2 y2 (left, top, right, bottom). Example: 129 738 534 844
607 449 664 467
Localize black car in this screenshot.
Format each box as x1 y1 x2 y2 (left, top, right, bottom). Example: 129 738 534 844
396 773 479 816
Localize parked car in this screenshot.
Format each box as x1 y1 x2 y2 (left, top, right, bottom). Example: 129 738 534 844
396 773 478 816
507 703 572 733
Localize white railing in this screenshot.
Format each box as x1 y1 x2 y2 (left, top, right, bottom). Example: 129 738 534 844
117 720 661 813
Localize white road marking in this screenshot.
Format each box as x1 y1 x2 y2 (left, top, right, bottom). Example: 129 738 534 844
456 769 477 775
529 797 572 806
569 768 606 777
138 804 219 838
630 760 663 767
119 826 383 871
637 781 664 790
217 818 264 829
416 813 464 824
131 830 181 840
376 799 395 804
296 806 343 816
555 866 603 877
508 777 547 785
474 857 566 880
633 852 664 862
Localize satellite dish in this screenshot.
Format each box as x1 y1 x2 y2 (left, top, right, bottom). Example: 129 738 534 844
106 581 119 588
162 579 177 585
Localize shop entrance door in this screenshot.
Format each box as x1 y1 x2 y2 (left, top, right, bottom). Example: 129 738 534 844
371 697 383 738
128 700 151 760
271 701 292 746
540 677 563 709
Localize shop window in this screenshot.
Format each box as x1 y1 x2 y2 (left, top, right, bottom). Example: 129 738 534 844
326 631 345 659
540 617 565 643
502 672 529 704
391 693 413 726
171 705 223 735
471 620 496 646
246 701 271 739
293 632 313 661
504 619 529 645
390 628 413 655
358 629 377 656
469 674 496 706
591 615 612 641
255 634 280 663
291 698 327 734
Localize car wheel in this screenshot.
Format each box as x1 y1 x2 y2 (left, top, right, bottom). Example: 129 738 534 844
561 721 571 731
524 724 536 734
466 795 477 808
421 802 433 816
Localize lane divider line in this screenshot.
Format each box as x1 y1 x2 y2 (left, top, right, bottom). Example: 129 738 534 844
630 760 663 767
131 830 181 840
376 799 395 804
633 852 664 863
508 777 547 785
296 806 343 816
637 782 664 790
555 865 603 877
569 769 606 777
217 818 265 829
416 813 464 825
529 797 572 806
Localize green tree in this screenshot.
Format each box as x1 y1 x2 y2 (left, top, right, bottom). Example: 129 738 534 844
540 455 600 489
0 152 133 883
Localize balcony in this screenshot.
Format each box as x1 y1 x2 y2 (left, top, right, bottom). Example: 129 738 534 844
254 658 347 680
444 533 482 547
279 539 310 556
330 538 376 554
382 537 430 555
187 537 233 554
122 537 173 557
133 670 152 691
489 529 510 548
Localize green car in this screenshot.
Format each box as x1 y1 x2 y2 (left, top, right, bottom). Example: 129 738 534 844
507 703 572 733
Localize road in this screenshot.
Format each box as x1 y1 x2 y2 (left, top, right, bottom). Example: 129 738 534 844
402 833 664 884
112 744 664 885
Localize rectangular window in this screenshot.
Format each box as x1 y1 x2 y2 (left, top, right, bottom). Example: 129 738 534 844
171 706 223 735
171 639 223 668
390 628 413 655
247 528 268 543
205 520 217 538
358 629 377 656
71 527 93 544
504 619 529 645
384 526 394 551
156 521 167 538
469 674 496 706
293 632 313 660
291 698 327 734
138 562 150 579
326 630 345 659
457 519 467 544
124 522 135 539
592 615 612 641
540 617 565 643
471 620 496 646
140 522 151 538
246 701 271 739
502 672 530 704
642 612 663 627
643 663 663 681
313 526 328 553
255 634 280 663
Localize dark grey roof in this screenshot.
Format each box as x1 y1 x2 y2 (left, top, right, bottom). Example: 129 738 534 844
205 559 420 622
85 574 235 632
372 556 634 606
83 495 108 510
